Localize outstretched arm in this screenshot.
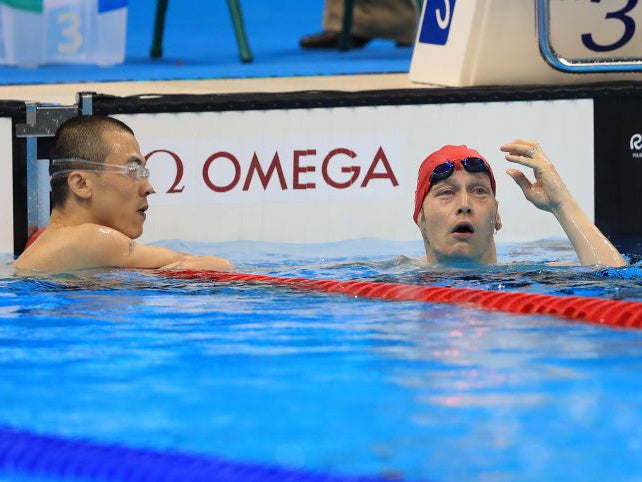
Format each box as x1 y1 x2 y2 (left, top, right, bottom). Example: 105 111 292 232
94 225 234 271
499 140 626 267
14 223 234 272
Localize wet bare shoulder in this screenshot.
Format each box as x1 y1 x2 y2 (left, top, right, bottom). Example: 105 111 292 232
14 224 130 273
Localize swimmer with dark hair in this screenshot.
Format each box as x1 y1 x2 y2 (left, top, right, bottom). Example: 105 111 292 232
15 115 233 273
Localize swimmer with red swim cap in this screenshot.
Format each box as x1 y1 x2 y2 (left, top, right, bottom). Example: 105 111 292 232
414 139 626 267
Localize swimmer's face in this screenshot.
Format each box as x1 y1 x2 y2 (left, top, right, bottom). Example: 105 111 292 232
88 129 155 239
418 169 501 265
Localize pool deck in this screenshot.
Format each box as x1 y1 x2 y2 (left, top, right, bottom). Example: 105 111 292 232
0 73 431 106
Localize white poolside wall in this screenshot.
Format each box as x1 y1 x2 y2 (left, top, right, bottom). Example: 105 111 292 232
0 116 12 253
119 99 593 245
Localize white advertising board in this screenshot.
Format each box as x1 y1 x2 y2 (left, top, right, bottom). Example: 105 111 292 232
118 99 594 245
0 117 12 254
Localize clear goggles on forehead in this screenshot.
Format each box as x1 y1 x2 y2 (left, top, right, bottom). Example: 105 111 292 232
50 158 150 181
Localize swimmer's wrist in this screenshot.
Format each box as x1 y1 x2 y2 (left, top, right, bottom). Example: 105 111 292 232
550 195 579 218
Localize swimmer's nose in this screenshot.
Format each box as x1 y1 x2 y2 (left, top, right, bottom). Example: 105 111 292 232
456 191 472 214
142 178 156 196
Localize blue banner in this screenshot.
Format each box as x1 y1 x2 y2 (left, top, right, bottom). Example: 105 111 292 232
419 0 456 45
98 0 127 13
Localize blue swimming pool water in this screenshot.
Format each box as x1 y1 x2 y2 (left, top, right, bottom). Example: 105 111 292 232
2 238 642 482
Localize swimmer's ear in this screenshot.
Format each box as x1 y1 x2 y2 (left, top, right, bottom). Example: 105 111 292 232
417 210 424 226
417 211 431 242
67 171 93 200
416 210 426 230
494 205 503 231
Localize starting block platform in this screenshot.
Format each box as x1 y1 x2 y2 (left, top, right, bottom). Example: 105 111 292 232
410 0 642 86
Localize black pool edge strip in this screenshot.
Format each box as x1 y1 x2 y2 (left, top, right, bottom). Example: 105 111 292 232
83 80 642 115
3 80 642 118
0 425 416 482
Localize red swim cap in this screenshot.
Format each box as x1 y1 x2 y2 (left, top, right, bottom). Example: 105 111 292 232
413 145 496 223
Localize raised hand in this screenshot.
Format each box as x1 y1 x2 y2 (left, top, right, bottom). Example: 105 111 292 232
500 139 571 212
499 139 625 266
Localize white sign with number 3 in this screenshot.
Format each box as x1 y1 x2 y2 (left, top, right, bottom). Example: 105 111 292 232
410 0 642 86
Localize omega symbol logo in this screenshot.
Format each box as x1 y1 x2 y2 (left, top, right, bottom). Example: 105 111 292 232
630 133 642 151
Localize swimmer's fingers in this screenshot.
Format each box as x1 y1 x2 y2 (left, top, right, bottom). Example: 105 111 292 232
506 168 532 194
500 140 547 170
507 167 552 211
161 255 234 272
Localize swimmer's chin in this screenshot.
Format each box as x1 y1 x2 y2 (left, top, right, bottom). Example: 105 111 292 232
423 255 498 268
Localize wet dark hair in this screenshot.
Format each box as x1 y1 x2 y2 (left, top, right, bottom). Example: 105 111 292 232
49 115 135 208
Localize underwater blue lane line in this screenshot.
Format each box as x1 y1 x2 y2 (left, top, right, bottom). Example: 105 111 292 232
0 426 402 482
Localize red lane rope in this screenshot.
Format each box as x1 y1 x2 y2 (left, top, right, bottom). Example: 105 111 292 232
167 270 642 329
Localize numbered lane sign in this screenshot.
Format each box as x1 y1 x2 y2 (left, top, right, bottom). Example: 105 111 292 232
0 0 127 66
410 0 642 86
45 0 93 62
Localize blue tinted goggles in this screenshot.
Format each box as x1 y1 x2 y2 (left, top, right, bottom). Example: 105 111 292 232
429 157 490 185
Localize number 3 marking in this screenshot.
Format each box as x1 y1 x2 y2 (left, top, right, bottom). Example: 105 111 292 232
582 0 638 52
57 12 82 53
435 0 452 30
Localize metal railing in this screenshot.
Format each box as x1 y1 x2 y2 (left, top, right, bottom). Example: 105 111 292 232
537 0 642 72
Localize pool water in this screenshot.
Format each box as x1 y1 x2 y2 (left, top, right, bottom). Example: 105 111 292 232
2 238 642 481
